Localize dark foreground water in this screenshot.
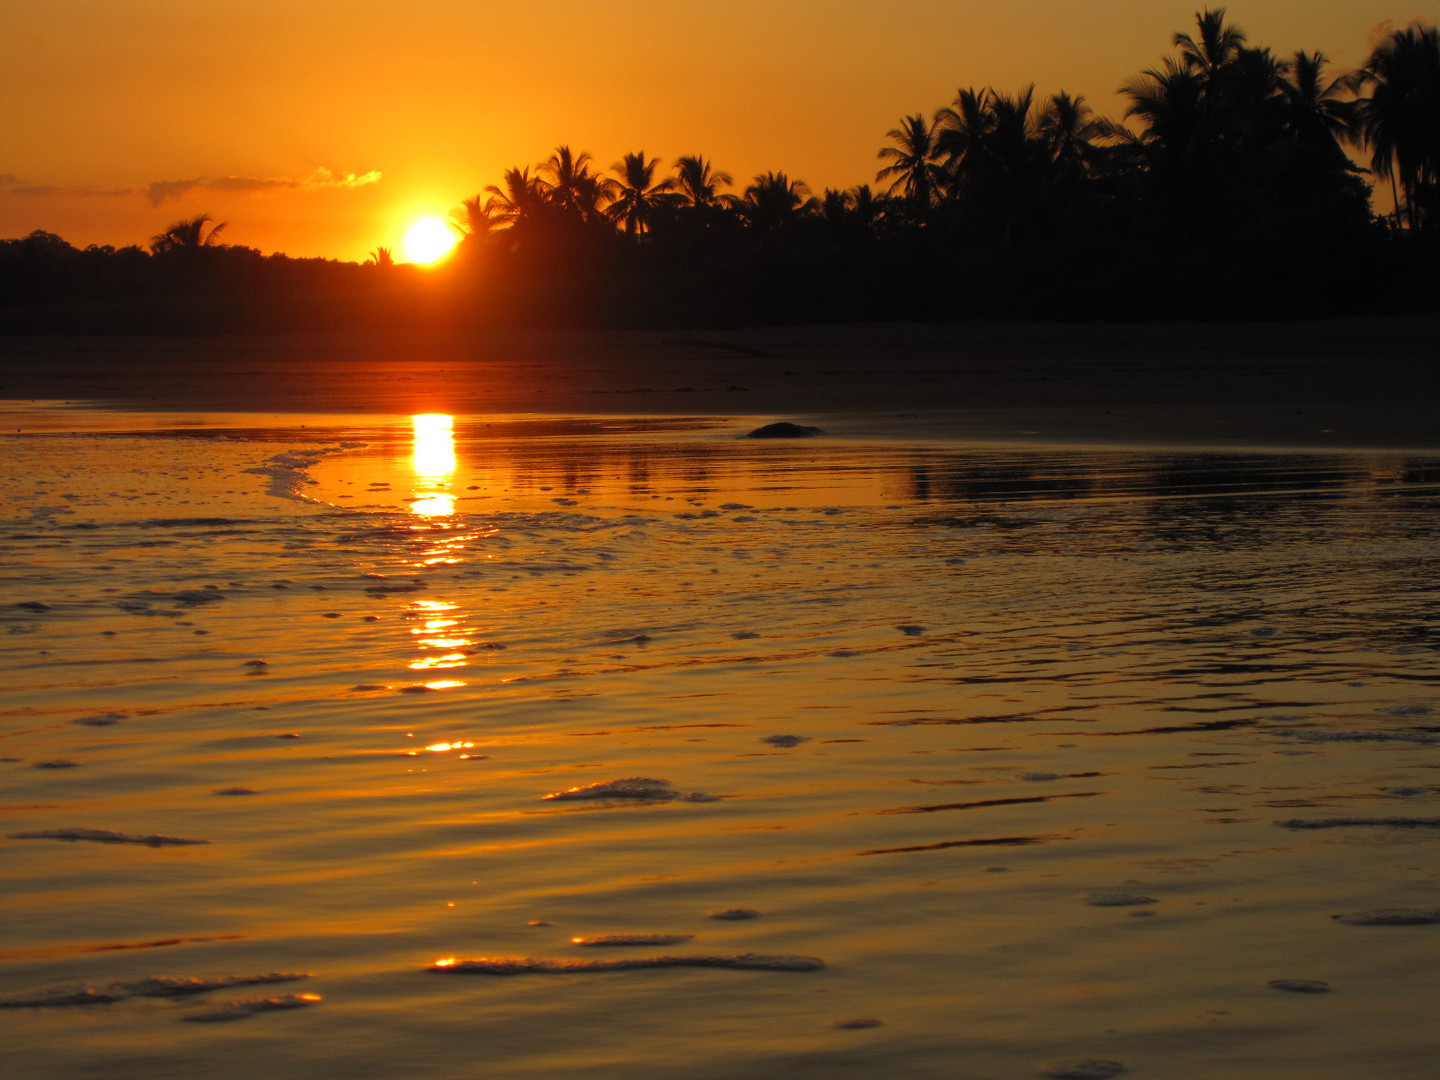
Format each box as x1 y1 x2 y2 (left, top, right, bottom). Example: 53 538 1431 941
3 410 1440 1079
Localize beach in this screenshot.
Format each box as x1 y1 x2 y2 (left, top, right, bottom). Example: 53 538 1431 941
4 314 1440 447
3 318 1440 1079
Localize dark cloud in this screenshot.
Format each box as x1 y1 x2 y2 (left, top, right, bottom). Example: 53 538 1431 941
146 178 205 205
4 182 62 197
0 174 58 196
205 176 295 195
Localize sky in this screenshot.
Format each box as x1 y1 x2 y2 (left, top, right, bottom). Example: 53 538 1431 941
2 0 1434 262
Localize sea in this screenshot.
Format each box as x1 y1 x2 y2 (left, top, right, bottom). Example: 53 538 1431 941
4 406 1440 1079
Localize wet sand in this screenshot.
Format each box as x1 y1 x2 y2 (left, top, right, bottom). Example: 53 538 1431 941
4 320 1440 1078
2 314 1439 448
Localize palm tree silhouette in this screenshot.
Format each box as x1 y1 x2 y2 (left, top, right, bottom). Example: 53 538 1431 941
1278 50 1357 173
484 167 545 232
1350 24 1440 230
935 86 1046 238
605 153 675 239
934 87 995 185
451 194 504 242
1038 93 1100 172
849 184 883 232
1174 8 1246 78
366 246 394 268
537 146 612 223
150 214 228 254
1121 58 1206 186
986 87 1039 180
1120 10 1251 188
820 187 851 229
876 114 946 208
742 172 812 231
672 155 734 208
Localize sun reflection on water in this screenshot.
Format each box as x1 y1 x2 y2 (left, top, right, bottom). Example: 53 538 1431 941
407 599 474 675
412 414 456 478
411 413 456 517
403 415 472 686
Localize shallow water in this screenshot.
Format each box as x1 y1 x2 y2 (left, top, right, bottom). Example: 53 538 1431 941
4 410 1440 1079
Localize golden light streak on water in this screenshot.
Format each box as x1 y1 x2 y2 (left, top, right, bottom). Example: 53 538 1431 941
409 494 457 516
408 654 469 670
412 414 456 478
12 414 1440 1079
410 414 456 518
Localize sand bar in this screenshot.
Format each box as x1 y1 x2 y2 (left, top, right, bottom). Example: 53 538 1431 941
2 315 1438 448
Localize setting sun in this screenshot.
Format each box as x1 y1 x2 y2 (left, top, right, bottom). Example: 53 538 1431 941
403 217 457 264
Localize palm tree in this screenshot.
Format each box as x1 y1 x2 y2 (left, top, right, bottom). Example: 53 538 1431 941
876 113 946 208
365 246 394 268
536 145 612 223
1350 24 1440 230
1175 8 1246 78
817 185 886 240
1220 45 1289 153
741 172 812 231
1283 52 1352 144
1038 92 1100 173
451 194 504 241
150 214 227 254
1121 57 1206 183
672 155 734 208
1275 50 1358 175
986 86 1039 179
939 88 1043 216
605 152 675 239
849 183 881 228
934 87 994 182
484 166 544 230
1122 10 1252 177
820 187 851 229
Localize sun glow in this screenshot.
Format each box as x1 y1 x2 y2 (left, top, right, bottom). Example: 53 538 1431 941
403 217 457 264
412 414 456 478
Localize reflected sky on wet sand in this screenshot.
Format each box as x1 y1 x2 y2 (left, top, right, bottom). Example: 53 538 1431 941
4 411 1440 1079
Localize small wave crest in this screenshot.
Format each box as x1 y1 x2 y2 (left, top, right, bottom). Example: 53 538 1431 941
0 973 309 1008
430 954 824 974
9 828 209 847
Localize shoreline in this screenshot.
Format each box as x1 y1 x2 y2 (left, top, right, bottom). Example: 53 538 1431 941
2 315 1438 450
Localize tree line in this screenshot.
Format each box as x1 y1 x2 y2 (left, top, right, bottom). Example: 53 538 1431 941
3 9 1437 333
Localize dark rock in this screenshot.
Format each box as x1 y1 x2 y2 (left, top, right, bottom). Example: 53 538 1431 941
746 422 822 439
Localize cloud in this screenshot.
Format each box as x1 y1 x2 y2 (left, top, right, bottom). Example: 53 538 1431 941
0 174 65 197
74 184 137 198
2 167 379 205
145 167 381 206
1366 17 1430 52
1 174 138 198
0 174 57 197
146 178 205 205
306 167 382 189
1367 19 1397 51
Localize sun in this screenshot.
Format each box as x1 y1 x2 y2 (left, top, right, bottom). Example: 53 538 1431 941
403 217 457 264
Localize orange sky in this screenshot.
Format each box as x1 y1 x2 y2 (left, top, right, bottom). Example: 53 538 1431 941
2 1 1432 262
